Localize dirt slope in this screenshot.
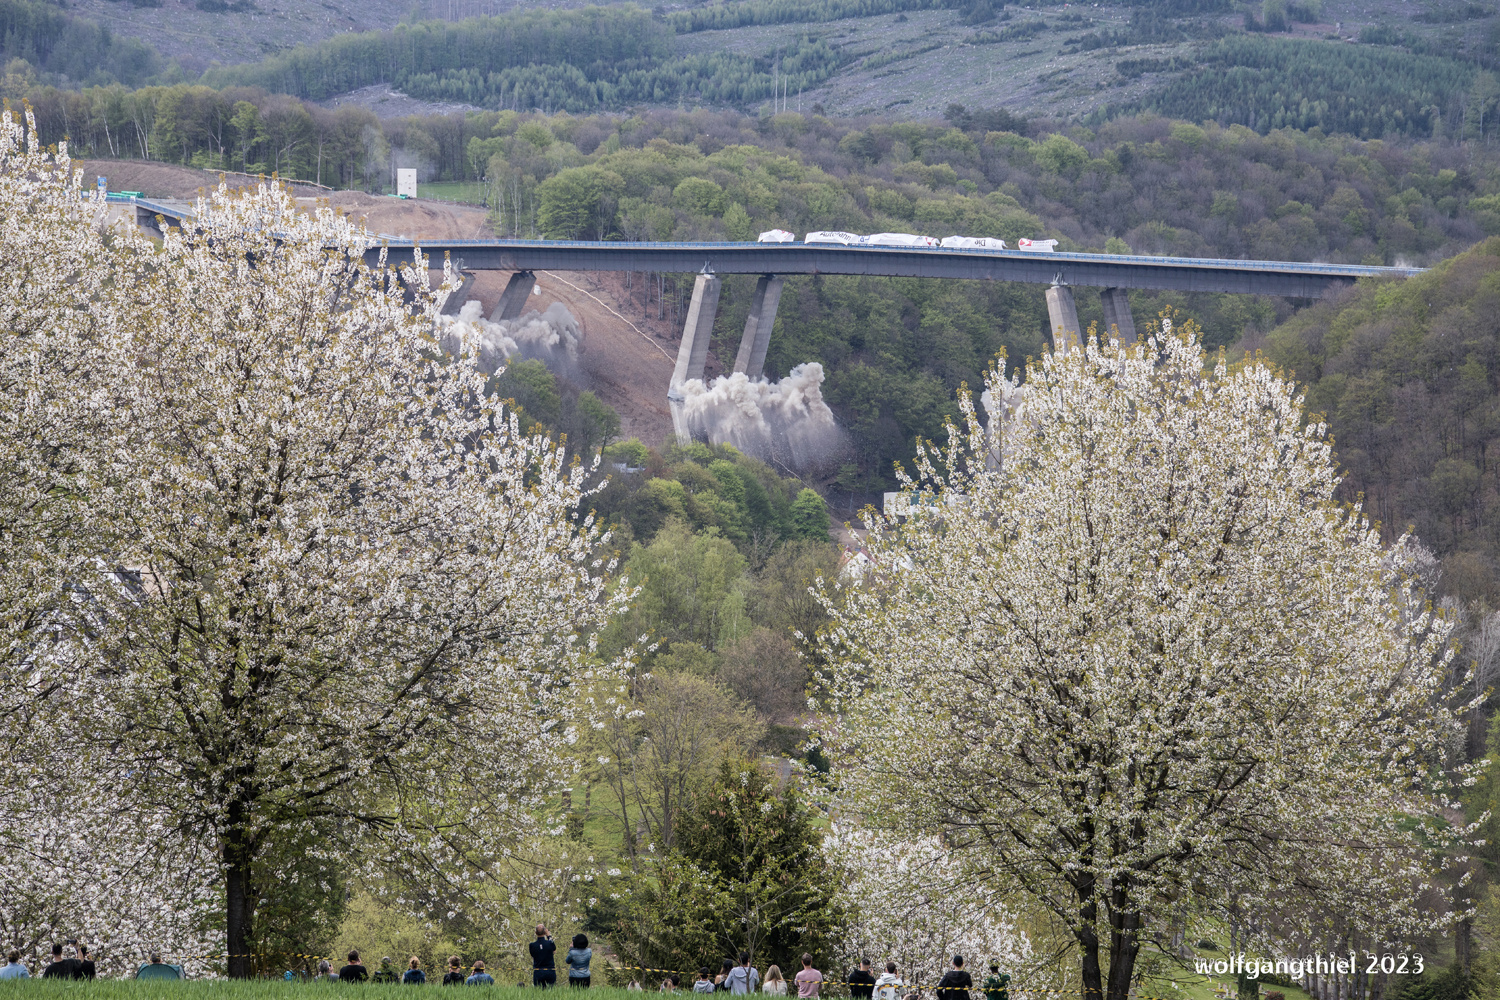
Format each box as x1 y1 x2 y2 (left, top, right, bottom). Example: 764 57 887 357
321 191 496 240
82 159 331 199
456 270 679 446
88 166 680 446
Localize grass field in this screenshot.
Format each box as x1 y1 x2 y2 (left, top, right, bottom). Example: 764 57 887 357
416 182 489 206
0 977 1317 1000
0 984 648 999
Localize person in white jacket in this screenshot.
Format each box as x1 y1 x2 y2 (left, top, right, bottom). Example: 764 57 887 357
874 962 905 1000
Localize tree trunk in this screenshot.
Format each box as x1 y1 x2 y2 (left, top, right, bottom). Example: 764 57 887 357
1076 877 1104 1000
225 833 256 979
1106 885 1141 1000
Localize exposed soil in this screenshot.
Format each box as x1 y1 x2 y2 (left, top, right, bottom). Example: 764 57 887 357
82 159 332 199
84 162 682 446
320 191 495 240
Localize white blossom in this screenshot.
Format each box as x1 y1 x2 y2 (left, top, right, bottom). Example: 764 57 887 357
818 328 1472 1000
0 108 635 977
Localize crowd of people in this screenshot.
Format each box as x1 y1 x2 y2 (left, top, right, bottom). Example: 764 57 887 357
0 926 1012 995
635 952 1011 1000
0 943 101 980
296 926 588 988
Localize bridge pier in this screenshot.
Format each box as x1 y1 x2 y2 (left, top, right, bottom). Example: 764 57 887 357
733 274 784 379
135 204 180 238
669 272 722 394
668 271 722 444
490 270 536 322
1045 280 1081 352
1100 286 1136 344
440 265 477 317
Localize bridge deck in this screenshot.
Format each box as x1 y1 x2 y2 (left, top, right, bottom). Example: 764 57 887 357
115 196 1421 297
364 239 1416 296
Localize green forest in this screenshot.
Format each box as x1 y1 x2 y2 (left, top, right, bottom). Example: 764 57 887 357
1132 35 1478 138
1267 238 1500 599
197 8 842 112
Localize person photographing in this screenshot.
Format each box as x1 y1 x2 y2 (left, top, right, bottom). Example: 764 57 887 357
531 925 557 988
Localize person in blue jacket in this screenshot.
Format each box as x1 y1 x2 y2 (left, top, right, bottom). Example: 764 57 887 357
566 935 592 988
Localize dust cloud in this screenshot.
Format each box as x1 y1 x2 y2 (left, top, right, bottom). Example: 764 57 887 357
676 362 850 475
439 300 584 374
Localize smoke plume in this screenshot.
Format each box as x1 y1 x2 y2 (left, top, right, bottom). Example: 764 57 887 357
677 363 849 475
439 300 584 374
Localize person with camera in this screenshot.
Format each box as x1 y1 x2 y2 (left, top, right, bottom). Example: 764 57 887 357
531 925 558 988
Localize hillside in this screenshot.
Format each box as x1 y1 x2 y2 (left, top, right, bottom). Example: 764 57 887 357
4 0 1495 126
1266 237 1500 598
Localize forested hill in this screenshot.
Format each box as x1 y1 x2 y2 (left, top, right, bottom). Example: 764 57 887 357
6 0 1500 129
1267 238 1500 599
196 7 839 111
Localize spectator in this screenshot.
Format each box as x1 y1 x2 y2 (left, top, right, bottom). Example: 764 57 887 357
405 957 426 985
725 952 760 994
137 953 184 980
716 960 735 991
42 944 80 979
762 966 786 996
373 956 400 984
660 974 682 992
794 955 823 999
444 957 467 986
935 956 973 1000
531 924 557 988
0 951 28 980
982 965 1009 1000
76 944 96 980
874 963 903 1000
695 969 716 994
466 960 495 986
316 960 339 982
627 981 644 992
566 934 592 988
340 950 369 983
848 960 875 999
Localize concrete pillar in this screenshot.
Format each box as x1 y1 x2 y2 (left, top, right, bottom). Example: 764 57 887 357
1100 286 1137 345
669 399 692 447
440 270 477 316
490 270 536 322
135 205 176 237
669 272 722 395
668 272 722 445
732 274 784 379
1045 281 1081 352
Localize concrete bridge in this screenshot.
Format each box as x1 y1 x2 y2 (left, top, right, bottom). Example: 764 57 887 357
361 238 1417 400
122 197 1421 420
